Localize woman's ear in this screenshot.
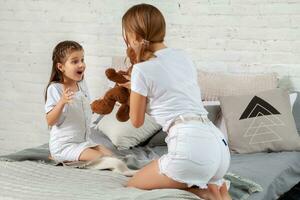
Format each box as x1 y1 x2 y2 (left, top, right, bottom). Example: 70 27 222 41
132 39 139 46
126 31 139 46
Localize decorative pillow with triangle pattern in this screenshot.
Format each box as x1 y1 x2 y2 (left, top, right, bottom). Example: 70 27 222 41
220 88 300 154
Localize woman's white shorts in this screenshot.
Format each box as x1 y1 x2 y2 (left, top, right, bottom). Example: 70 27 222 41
158 117 230 189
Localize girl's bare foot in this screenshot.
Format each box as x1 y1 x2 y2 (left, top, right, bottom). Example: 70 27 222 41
48 155 53 160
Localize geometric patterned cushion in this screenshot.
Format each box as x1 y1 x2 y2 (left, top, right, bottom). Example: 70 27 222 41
220 88 300 154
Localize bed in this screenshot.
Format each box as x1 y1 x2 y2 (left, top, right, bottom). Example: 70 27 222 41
0 128 299 200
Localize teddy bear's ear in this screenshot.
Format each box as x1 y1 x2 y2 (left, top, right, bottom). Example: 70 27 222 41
105 68 117 78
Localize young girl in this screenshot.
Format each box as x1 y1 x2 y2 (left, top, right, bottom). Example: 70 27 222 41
121 4 231 200
45 41 112 163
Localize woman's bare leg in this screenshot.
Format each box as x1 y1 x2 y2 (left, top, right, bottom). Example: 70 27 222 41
187 184 223 200
220 182 232 200
127 159 222 200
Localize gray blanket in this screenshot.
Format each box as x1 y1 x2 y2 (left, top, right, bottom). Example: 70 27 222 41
0 142 262 200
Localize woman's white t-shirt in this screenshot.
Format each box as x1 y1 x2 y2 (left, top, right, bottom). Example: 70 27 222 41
131 48 208 132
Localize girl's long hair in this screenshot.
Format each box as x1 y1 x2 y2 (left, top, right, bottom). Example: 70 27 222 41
44 41 83 102
122 4 166 63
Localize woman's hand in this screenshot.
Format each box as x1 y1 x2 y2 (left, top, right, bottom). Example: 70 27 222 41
118 81 131 89
118 75 131 89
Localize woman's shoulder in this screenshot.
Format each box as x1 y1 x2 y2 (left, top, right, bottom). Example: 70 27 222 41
132 48 192 72
134 59 157 67
132 58 156 72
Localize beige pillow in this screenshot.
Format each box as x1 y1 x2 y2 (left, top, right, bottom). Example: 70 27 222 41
96 105 161 150
198 70 278 101
220 88 300 154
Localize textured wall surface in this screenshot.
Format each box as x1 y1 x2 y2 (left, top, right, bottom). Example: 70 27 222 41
0 0 299 154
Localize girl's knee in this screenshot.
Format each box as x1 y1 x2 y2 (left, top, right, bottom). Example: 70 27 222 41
126 176 142 189
126 179 134 188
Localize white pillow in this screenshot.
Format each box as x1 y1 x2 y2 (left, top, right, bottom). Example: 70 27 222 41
290 92 297 108
216 115 228 141
202 101 228 140
96 105 161 150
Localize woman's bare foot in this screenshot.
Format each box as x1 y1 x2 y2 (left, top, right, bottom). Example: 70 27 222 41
220 182 232 200
187 184 222 200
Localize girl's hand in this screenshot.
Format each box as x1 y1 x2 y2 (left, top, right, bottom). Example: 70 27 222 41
61 88 74 104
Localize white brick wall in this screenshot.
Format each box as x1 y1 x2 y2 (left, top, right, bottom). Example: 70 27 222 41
0 0 299 154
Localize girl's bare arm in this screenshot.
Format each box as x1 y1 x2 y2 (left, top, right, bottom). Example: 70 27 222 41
46 88 74 126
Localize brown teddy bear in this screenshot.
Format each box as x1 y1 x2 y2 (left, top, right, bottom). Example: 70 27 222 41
91 48 136 122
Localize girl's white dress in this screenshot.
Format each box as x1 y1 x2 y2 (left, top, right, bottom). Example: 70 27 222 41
45 80 98 162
